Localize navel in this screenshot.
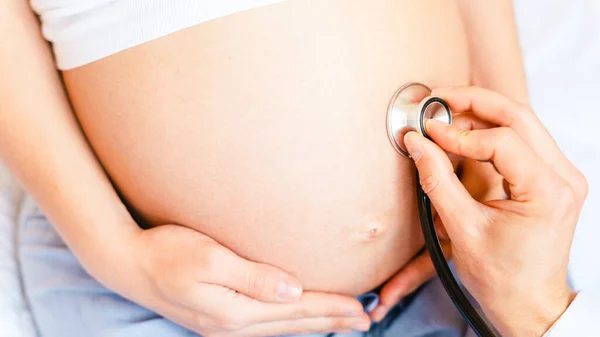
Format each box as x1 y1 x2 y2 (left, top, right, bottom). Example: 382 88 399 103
351 220 386 243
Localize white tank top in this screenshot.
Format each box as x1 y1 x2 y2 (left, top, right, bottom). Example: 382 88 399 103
30 0 289 70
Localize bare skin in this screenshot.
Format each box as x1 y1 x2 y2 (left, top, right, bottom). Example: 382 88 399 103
2 0 526 334
63 0 470 296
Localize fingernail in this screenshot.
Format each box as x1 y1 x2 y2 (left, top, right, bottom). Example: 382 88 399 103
351 319 371 332
370 305 389 323
425 118 449 135
404 132 423 161
276 279 302 301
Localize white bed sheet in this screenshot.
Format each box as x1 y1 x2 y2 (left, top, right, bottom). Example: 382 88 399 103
0 165 36 337
1 1 599 336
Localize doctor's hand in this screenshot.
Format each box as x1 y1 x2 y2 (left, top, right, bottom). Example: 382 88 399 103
119 225 370 337
403 87 588 337
372 113 505 323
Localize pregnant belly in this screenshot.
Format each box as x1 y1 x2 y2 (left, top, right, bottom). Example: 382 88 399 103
63 0 469 295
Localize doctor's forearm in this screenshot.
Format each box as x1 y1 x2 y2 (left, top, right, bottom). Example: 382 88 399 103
456 0 529 103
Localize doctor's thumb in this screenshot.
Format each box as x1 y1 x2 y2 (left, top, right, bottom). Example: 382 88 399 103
404 132 479 232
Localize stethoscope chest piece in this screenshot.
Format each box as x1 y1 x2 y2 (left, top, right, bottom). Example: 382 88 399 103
386 83 452 156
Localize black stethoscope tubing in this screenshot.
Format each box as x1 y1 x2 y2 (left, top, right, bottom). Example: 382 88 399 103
416 97 498 336
387 82 500 336
417 171 499 337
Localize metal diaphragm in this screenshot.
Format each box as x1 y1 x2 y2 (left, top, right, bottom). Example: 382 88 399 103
386 83 452 157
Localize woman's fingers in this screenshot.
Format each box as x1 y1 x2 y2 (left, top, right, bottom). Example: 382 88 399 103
141 225 366 336
193 285 366 327
202 247 303 304
230 314 371 337
183 283 367 333
424 120 546 201
372 241 451 322
254 291 366 322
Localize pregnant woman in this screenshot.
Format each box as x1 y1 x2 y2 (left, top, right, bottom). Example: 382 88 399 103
1 0 527 336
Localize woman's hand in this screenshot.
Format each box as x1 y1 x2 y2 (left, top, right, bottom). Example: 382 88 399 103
116 224 370 337
402 87 587 336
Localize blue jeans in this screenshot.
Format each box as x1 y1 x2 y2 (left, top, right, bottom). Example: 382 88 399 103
18 197 470 337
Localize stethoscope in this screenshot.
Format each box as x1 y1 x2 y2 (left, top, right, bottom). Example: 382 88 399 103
386 83 499 337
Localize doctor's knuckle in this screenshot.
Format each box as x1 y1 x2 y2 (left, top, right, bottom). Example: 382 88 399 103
548 182 576 213
537 172 559 194
451 128 470 153
572 172 589 201
559 185 577 208
494 127 517 144
516 102 535 117
420 173 442 194
536 182 554 202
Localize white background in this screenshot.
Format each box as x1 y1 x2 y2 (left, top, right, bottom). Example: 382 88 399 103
514 0 600 293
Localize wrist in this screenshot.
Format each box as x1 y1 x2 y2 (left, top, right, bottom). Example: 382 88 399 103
484 287 576 337
73 217 144 292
